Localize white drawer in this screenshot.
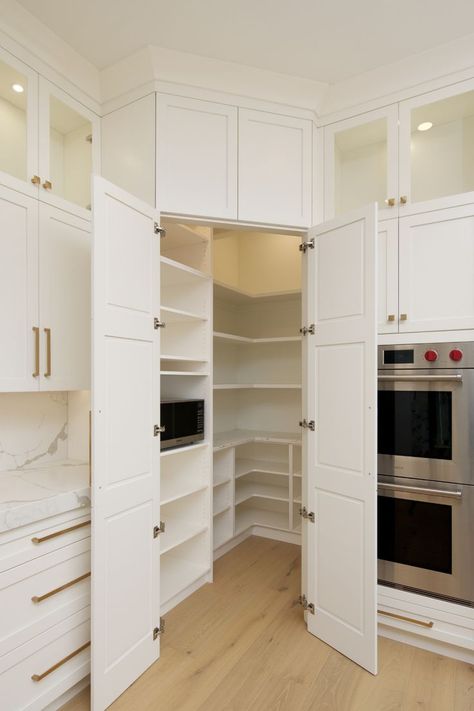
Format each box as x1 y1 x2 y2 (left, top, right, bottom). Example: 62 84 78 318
0 608 90 711
0 538 91 656
0 510 91 572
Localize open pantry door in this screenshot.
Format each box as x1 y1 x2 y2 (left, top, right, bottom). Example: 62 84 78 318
302 204 378 674
91 177 162 710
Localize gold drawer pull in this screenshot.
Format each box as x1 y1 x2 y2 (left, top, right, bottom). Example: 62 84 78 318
378 609 434 628
32 572 91 603
44 327 51 377
31 641 90 682
32 520 90 544
32 326 40 377
42 180 52 191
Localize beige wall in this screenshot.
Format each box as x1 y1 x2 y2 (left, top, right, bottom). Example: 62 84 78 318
213 233 240 287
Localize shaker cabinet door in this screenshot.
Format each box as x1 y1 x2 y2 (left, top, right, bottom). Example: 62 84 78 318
157 94 237 220
238 109 312 227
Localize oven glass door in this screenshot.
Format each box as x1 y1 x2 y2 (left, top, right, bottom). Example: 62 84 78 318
377 477 474 604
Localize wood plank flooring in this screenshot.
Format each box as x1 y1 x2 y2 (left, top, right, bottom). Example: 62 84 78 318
62 536 474 711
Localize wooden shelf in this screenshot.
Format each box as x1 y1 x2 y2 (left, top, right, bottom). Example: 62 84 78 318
161 442 209 458
213 383 301 390
214 430 301 451
235 458 289 478
214 280 301 305
161 557 210 605
160 524 209 555
235 482 289 505
161 306 207 323
235 507 289 535
214 331 301 344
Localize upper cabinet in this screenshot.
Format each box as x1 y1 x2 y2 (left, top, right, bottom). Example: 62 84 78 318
324 105 399 221
0 46 98 215
157 94 238 219
238 109 312 227
399 80 474 214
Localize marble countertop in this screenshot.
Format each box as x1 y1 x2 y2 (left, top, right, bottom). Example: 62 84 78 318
0 461 90 533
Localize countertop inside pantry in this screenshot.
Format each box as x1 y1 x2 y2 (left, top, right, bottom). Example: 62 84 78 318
0 461 90 533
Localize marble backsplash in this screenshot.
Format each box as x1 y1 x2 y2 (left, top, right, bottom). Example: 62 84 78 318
0 392 69 471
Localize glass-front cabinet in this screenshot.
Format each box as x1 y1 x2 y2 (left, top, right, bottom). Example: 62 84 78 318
323 105 399 220
399 79 474 212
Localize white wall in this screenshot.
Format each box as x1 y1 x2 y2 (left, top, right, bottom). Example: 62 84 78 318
335 140 387 215
0 96 26 181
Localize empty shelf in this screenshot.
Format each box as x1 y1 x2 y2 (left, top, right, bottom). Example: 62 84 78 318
161 255 210 283
161 222 209 248
160 523 209 555
161 442 209 458
214 331 301 344
161 557 210 605
235 482 289 505
161 483 208 507
213 384 301 390
214 281 301 305
235 507 289 535
161 355 208 362
213 476 232 487
161 371 209 376
213 430 302 451
213 503 232 517
161 306 207 323
235 458 289 478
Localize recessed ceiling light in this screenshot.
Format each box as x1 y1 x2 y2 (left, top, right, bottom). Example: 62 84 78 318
11 83 24 93
417 121 433 132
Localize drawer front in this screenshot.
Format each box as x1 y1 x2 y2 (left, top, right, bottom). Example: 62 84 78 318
0 510 91 572
0 611 90 711
0 538 90 656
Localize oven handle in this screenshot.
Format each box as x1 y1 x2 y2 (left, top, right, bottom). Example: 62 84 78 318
378 482 462 499
378 374 463 383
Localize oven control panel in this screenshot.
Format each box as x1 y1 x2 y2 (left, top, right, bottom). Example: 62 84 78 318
378 342 474 369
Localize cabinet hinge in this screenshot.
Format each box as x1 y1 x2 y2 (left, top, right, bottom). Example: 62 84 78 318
154 317 166 329
153 618 165 639
154 424 166 437
298 595 315 614
299 506 315 523
153 522 165 538
154 223 166 238
299 239 314 253
300 324 315 336
299 419 315 431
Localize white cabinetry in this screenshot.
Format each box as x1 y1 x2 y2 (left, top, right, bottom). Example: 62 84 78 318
238 109 312 227
378 219 399 335
0 184 91 392
157 94 238 219
398 204 474 332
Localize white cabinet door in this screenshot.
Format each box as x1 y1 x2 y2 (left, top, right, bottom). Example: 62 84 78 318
304 204 377 674
239 109 312 227
157 94 237 219
399 204 474 332
378 219 399 334
38 203 91 390
91 178 161 711
0 184 39 391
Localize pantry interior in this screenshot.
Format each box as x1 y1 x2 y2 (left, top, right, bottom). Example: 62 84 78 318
159 218 303 613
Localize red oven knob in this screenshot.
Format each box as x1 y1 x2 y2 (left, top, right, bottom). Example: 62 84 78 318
449 348 463 362
424 349 438 362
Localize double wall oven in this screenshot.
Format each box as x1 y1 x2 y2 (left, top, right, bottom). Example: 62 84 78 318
377 343 474 606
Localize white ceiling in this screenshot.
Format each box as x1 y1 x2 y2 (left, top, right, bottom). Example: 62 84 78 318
15 0 474 83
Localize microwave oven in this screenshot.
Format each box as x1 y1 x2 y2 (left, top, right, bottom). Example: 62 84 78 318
160 399 205 450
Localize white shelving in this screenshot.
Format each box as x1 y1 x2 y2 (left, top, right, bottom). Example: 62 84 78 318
235 458 289 478
235 505 290 535
214 430 301 450
235 481 289 505
162 306 207 323
214 280 301 305
214 332 301 344
214 383 301 390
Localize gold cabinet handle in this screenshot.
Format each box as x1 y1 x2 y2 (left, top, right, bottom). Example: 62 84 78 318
32 326 40 377
399 195 408 204
387 314 396 322
31 520 90 544
378 609 434 628
44 327 51 377
31 175 41 185
32 572 90 603
42 180 52 190
385 198 396 207
31 641 90 681
400 313 408 321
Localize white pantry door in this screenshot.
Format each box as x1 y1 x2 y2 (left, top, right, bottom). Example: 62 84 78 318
304 204 378 674
91 177 161 710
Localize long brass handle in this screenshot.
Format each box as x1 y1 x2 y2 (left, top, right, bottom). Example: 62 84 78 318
32 572 91 603
44 327 52 377
378 609 434 628
31 641 90 681
31 520 90 544
32 327 40 377
42 180 52 190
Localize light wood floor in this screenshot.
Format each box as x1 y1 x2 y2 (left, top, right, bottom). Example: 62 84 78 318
62 536 474 711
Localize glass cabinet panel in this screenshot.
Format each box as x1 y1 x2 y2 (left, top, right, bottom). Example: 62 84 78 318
0 57 29 182
48 95 92 209
409 90 474 203
333 118 388 216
